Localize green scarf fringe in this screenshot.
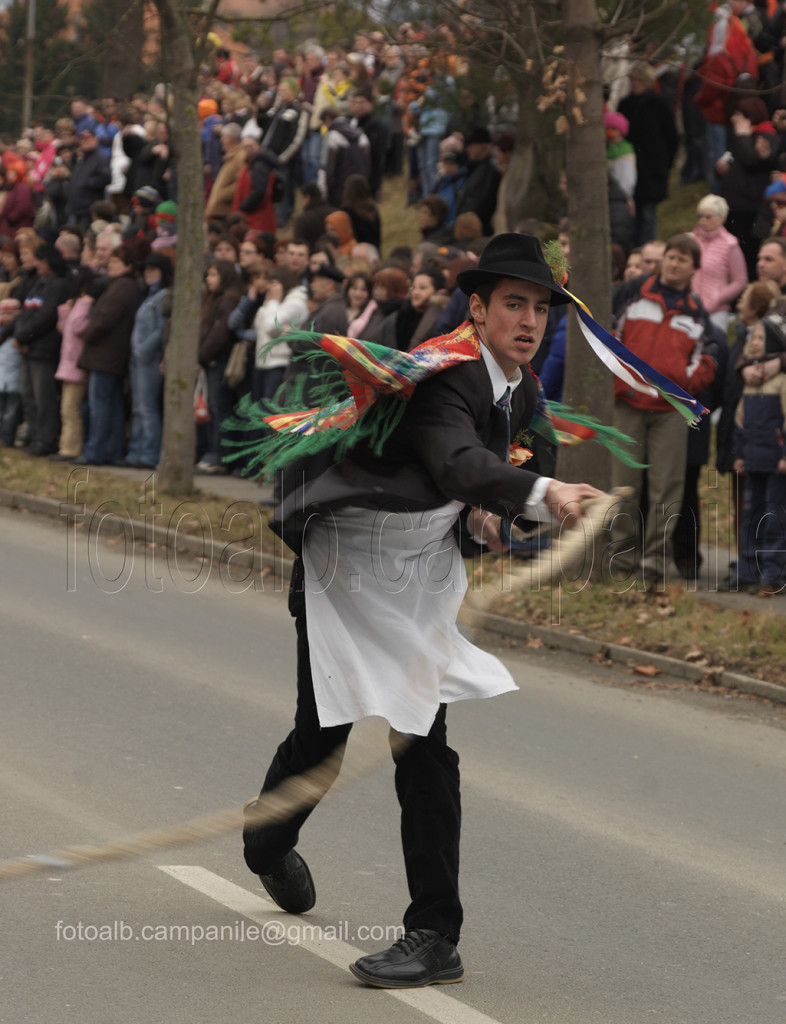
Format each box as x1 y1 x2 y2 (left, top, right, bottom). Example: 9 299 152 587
542 401 648 468
222 334 409 480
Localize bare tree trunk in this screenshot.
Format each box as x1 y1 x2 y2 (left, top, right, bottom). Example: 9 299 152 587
154 0 203 494
557 0 613 489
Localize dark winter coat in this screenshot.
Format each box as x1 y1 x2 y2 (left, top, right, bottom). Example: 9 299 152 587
65 149 110 223
617 89 678 205
198 293 239 366
293 199 337 249
455 156 501 236
322 118 371 208
733 382 786 472
79 274 141 375
12 273 71 362
720 132 781 216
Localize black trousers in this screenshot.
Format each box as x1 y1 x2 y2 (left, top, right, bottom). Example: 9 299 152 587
243 560 464 943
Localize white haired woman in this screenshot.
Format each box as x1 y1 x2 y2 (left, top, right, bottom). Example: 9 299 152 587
691 193 748 333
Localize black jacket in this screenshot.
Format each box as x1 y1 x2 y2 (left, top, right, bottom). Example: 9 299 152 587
273 354 540 552
65 149 110 222
455 156 501 236
79 275 141 375
13 273 71 362
617 89 678 204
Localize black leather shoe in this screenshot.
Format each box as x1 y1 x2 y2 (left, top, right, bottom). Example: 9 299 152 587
258 850 316 914
349 928 464 988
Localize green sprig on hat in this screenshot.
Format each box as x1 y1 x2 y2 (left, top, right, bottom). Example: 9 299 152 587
543 239 570 288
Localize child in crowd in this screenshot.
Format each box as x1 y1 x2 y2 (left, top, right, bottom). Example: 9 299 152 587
732 312 786 596
0 298 23 446
53 273 92 461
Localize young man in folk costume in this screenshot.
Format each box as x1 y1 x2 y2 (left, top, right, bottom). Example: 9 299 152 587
241 233 606 987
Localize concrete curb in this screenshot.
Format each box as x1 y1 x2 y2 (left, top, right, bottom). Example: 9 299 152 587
3 487 785 707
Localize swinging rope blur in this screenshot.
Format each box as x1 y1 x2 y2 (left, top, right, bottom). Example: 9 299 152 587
0 729 410 884
463 488 631 626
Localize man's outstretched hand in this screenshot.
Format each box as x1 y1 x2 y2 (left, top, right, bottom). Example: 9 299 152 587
545 481 606 530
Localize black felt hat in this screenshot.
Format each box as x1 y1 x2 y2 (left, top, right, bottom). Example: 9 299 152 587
456 233 571 306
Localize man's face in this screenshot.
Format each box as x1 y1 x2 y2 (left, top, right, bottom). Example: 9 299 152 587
349 94 371 119
640 241 665 275
466 142 489 163
304 53 322 74
242 137 260 163
287 243 309 274
659 247 695 291
308 251 329 274
757 242 786 286
239 242 260 270
220 131 237 153
79 133 97 152
468 277 550 378
629 74 647 96
94 237 116 269
277 82 295 105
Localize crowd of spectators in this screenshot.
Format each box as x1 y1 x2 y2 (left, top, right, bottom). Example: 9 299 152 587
2 9 786 592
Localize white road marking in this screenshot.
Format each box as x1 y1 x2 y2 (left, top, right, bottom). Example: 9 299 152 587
159 865 505 1024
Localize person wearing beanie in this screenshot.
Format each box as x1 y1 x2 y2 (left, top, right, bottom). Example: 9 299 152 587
604 110 636 206
151 200 178 251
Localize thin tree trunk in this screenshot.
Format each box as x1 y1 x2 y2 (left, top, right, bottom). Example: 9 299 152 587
154 0 203 494
557 0 613 489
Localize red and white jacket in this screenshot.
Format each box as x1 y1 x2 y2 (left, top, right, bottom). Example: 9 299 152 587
612 274 718 412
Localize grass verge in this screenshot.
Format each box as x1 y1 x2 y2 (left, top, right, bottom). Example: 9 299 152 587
472 564 786 687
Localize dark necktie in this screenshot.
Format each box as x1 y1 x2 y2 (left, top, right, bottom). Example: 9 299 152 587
496 386 511 456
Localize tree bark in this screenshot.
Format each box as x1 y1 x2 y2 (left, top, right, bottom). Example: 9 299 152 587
154 0 203 494
557 0 613 489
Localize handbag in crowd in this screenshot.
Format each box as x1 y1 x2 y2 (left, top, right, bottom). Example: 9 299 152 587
224 339 249 388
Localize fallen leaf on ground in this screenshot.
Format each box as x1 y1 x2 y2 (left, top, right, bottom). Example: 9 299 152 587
631 663 662 677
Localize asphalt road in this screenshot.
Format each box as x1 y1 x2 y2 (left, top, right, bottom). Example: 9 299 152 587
1 507 785 1024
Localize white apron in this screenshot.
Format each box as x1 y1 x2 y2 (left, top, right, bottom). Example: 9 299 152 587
302 501 518 736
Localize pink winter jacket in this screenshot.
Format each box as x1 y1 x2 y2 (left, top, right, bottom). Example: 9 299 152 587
56 298 90 384
691 224 748 315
